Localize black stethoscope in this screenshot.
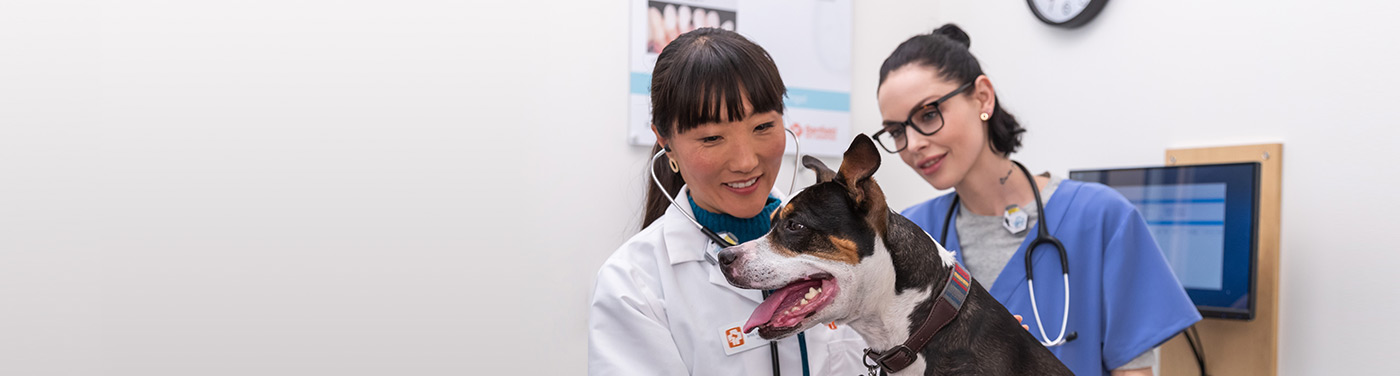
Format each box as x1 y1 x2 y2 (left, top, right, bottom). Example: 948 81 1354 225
649 128 811 376
939 160 1077 347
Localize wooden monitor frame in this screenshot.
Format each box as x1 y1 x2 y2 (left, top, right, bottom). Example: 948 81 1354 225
1159 144 1282 376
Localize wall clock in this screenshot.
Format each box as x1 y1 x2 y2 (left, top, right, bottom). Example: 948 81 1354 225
1028 0 1108 28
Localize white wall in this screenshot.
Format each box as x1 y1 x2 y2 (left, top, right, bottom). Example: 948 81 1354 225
2 0 640 374
856 1 1400 374
2 0 1395 375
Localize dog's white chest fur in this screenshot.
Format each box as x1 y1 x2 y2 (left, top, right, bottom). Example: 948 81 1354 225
841 239 943 375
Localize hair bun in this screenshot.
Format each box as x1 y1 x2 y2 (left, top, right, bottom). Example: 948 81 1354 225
931 23 971 48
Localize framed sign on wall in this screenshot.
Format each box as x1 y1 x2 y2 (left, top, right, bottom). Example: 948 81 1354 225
627 0 853 157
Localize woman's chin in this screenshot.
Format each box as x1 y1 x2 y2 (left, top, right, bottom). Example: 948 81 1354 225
920 173 953 190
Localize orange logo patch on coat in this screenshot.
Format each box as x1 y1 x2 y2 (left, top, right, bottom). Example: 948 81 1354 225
725 327 746 348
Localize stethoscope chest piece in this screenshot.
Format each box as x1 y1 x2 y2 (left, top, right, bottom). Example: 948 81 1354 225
703 232 737 265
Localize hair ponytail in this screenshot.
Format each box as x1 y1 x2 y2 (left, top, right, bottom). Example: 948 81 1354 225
985 99 1024 155
932 24 970 48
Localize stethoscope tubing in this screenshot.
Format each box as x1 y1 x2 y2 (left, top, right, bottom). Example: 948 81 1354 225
940 160 1073 347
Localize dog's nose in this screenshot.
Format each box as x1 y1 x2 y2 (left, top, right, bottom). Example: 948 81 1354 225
718 248 739 266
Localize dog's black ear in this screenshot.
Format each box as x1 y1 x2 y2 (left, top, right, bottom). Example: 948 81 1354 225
836 134 881 188
802 155 837 184
836 135 889 233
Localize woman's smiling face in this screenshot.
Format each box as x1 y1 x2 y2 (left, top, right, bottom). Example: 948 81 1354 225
877 65 994 190
661 99 785 219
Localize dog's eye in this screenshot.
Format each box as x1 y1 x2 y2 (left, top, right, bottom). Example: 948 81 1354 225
785 220 806 232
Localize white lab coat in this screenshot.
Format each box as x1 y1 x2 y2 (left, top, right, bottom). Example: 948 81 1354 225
589 186 868 376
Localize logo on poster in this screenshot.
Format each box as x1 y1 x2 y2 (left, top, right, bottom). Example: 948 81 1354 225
791 123 837 141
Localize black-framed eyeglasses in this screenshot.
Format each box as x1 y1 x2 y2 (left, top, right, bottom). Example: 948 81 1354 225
872 81 975 154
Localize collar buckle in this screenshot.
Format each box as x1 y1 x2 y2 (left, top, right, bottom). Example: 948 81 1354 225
863 345 915 375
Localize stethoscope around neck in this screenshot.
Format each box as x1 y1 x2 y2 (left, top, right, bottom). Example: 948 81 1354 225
940 160 1077 347
650 127 811 376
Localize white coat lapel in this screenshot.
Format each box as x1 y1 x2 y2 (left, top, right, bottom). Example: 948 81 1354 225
661 185 786 304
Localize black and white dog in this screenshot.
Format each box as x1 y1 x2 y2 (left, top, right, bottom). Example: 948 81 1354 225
719 135 1071 375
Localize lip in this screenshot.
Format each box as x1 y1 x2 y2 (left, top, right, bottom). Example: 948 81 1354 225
917 154 946 176
722 175 762 195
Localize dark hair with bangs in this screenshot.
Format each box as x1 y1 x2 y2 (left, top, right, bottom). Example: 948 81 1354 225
879 24 1025 156
642 28 787 229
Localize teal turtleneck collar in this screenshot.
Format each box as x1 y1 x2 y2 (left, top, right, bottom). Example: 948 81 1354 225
687 193 782 244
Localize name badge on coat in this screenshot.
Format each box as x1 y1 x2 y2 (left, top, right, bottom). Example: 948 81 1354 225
718 321 771 356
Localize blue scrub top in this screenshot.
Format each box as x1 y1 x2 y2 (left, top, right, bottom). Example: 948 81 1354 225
901 179 1202 375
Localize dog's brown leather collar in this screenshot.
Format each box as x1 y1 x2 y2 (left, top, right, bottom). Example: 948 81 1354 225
863 263 972 374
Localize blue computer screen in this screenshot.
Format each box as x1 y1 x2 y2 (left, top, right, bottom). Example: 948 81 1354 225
1070 163 1259 319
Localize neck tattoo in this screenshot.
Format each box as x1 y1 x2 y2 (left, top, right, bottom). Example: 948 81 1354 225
999 167 1013 185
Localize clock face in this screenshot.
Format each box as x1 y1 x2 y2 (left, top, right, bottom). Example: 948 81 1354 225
1028 0 1107 27
1030 0 1093 23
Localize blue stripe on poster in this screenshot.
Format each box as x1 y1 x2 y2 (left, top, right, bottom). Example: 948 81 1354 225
630 72 651 95
784 88 850 112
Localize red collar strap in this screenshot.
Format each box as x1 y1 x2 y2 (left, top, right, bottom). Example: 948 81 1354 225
863 263 971 374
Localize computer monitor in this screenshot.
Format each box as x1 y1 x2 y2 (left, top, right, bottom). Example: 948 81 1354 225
1070 162 1260 320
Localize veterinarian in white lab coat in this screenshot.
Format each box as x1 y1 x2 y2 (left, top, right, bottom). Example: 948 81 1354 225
588 28 867 375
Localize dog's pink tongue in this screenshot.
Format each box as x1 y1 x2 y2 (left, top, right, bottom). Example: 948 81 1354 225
743 288 792 333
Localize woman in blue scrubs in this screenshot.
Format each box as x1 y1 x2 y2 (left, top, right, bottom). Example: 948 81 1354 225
874 24 1201 376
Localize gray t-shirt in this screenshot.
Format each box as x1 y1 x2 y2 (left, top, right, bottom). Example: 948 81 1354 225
954 174 1156 370
957 174 1061 289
